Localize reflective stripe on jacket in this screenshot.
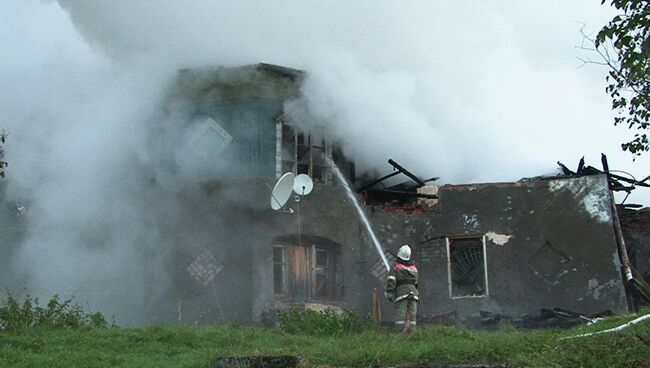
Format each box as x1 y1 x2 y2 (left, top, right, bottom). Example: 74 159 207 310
386 260 418 301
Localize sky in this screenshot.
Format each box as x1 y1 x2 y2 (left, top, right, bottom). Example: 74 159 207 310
0 0 648 321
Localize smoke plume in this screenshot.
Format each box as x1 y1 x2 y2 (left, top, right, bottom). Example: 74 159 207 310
1 0 647 323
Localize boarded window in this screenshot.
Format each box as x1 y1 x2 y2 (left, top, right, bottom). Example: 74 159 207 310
447 236 488 298
272 243 340 301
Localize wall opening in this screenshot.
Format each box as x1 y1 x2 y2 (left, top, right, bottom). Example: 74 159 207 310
276 119 331 183
272 236 342 303
446 235 488 298
273 246 288 295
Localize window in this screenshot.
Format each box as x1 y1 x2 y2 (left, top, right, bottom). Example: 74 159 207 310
272 242 340 301
276 119 331 183
313 247 334 299
189 117 233 158
273 246 288 295
446 235 488 298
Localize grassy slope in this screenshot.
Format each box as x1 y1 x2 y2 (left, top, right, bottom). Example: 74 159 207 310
0 313 648 368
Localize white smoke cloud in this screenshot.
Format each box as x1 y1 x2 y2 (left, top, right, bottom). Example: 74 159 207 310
1 0 648 322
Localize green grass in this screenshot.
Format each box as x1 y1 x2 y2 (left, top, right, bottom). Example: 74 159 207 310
0 312 648 368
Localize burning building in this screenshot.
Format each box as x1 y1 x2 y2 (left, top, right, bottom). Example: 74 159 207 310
0 63 640 327
137 63 633 326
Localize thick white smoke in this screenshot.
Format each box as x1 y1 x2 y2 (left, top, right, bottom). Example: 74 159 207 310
54 0 649 184
1 0 648 323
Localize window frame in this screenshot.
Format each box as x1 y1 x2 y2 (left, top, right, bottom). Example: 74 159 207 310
272 242 340 302
445 234 489 299
273 245 289 298
189 116 233 156
312 246 335 300
275 118 331 183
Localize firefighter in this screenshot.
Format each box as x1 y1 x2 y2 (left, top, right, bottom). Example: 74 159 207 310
385 244 418 333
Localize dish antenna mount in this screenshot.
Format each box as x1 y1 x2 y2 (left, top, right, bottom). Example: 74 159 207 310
271 172 295 211
293 174 314 197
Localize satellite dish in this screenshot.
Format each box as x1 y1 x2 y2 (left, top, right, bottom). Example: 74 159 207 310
271 172 295 210
293 174 314 196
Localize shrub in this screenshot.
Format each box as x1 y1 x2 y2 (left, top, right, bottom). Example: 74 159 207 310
275 307 362 336
0 293 112 333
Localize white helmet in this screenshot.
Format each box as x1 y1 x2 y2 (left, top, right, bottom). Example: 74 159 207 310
397 244 411 261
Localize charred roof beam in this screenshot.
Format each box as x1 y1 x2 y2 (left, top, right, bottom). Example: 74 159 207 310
357 171 401 192
388 159 426 187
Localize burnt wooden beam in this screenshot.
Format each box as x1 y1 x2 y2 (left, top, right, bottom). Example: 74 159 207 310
388 159 425 187
602 153 635 311
557 161 574 175
620 203 643 209
358 171 401 191
577 156 585 174
609 172 650 187
423 177 440 183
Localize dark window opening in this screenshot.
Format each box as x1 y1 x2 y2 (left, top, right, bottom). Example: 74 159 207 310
447 236 487 298
316 249 328 267
313 246 334 299
280 125 296 175
273 246 288 295
278 122 330 183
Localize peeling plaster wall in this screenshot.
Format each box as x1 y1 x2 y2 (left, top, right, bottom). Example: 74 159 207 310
142 66 628 324
140 179 369 324
369 175 628 321
143 175 628 324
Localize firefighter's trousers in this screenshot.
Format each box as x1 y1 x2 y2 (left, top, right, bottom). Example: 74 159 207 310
395 298 417 332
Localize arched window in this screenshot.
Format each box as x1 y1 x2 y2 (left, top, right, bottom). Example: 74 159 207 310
272 235 342 302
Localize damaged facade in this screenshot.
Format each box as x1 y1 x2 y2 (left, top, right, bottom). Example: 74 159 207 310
141 63 631 326
0 63 638 327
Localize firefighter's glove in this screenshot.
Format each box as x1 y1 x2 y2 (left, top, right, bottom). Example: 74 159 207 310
384 291 394 302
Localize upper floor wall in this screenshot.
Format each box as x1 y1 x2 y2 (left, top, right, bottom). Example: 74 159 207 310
166 63 353 182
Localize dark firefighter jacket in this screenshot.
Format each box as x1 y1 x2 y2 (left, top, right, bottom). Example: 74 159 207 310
386 259 419 302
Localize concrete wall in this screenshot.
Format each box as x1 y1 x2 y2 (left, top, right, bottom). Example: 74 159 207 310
146 174 628 325
151 64 628 325
370 175 628 321
143 179 368 324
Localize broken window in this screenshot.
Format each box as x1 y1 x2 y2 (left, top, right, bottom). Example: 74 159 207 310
272 242 340 302
446 236 488 298
276 119 331 183
190 117 234 159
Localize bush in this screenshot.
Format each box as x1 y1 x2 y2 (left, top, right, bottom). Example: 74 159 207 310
0 293 112 333
275 307 364 336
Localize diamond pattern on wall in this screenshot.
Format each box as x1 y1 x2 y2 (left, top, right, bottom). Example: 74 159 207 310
528 241 572 281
